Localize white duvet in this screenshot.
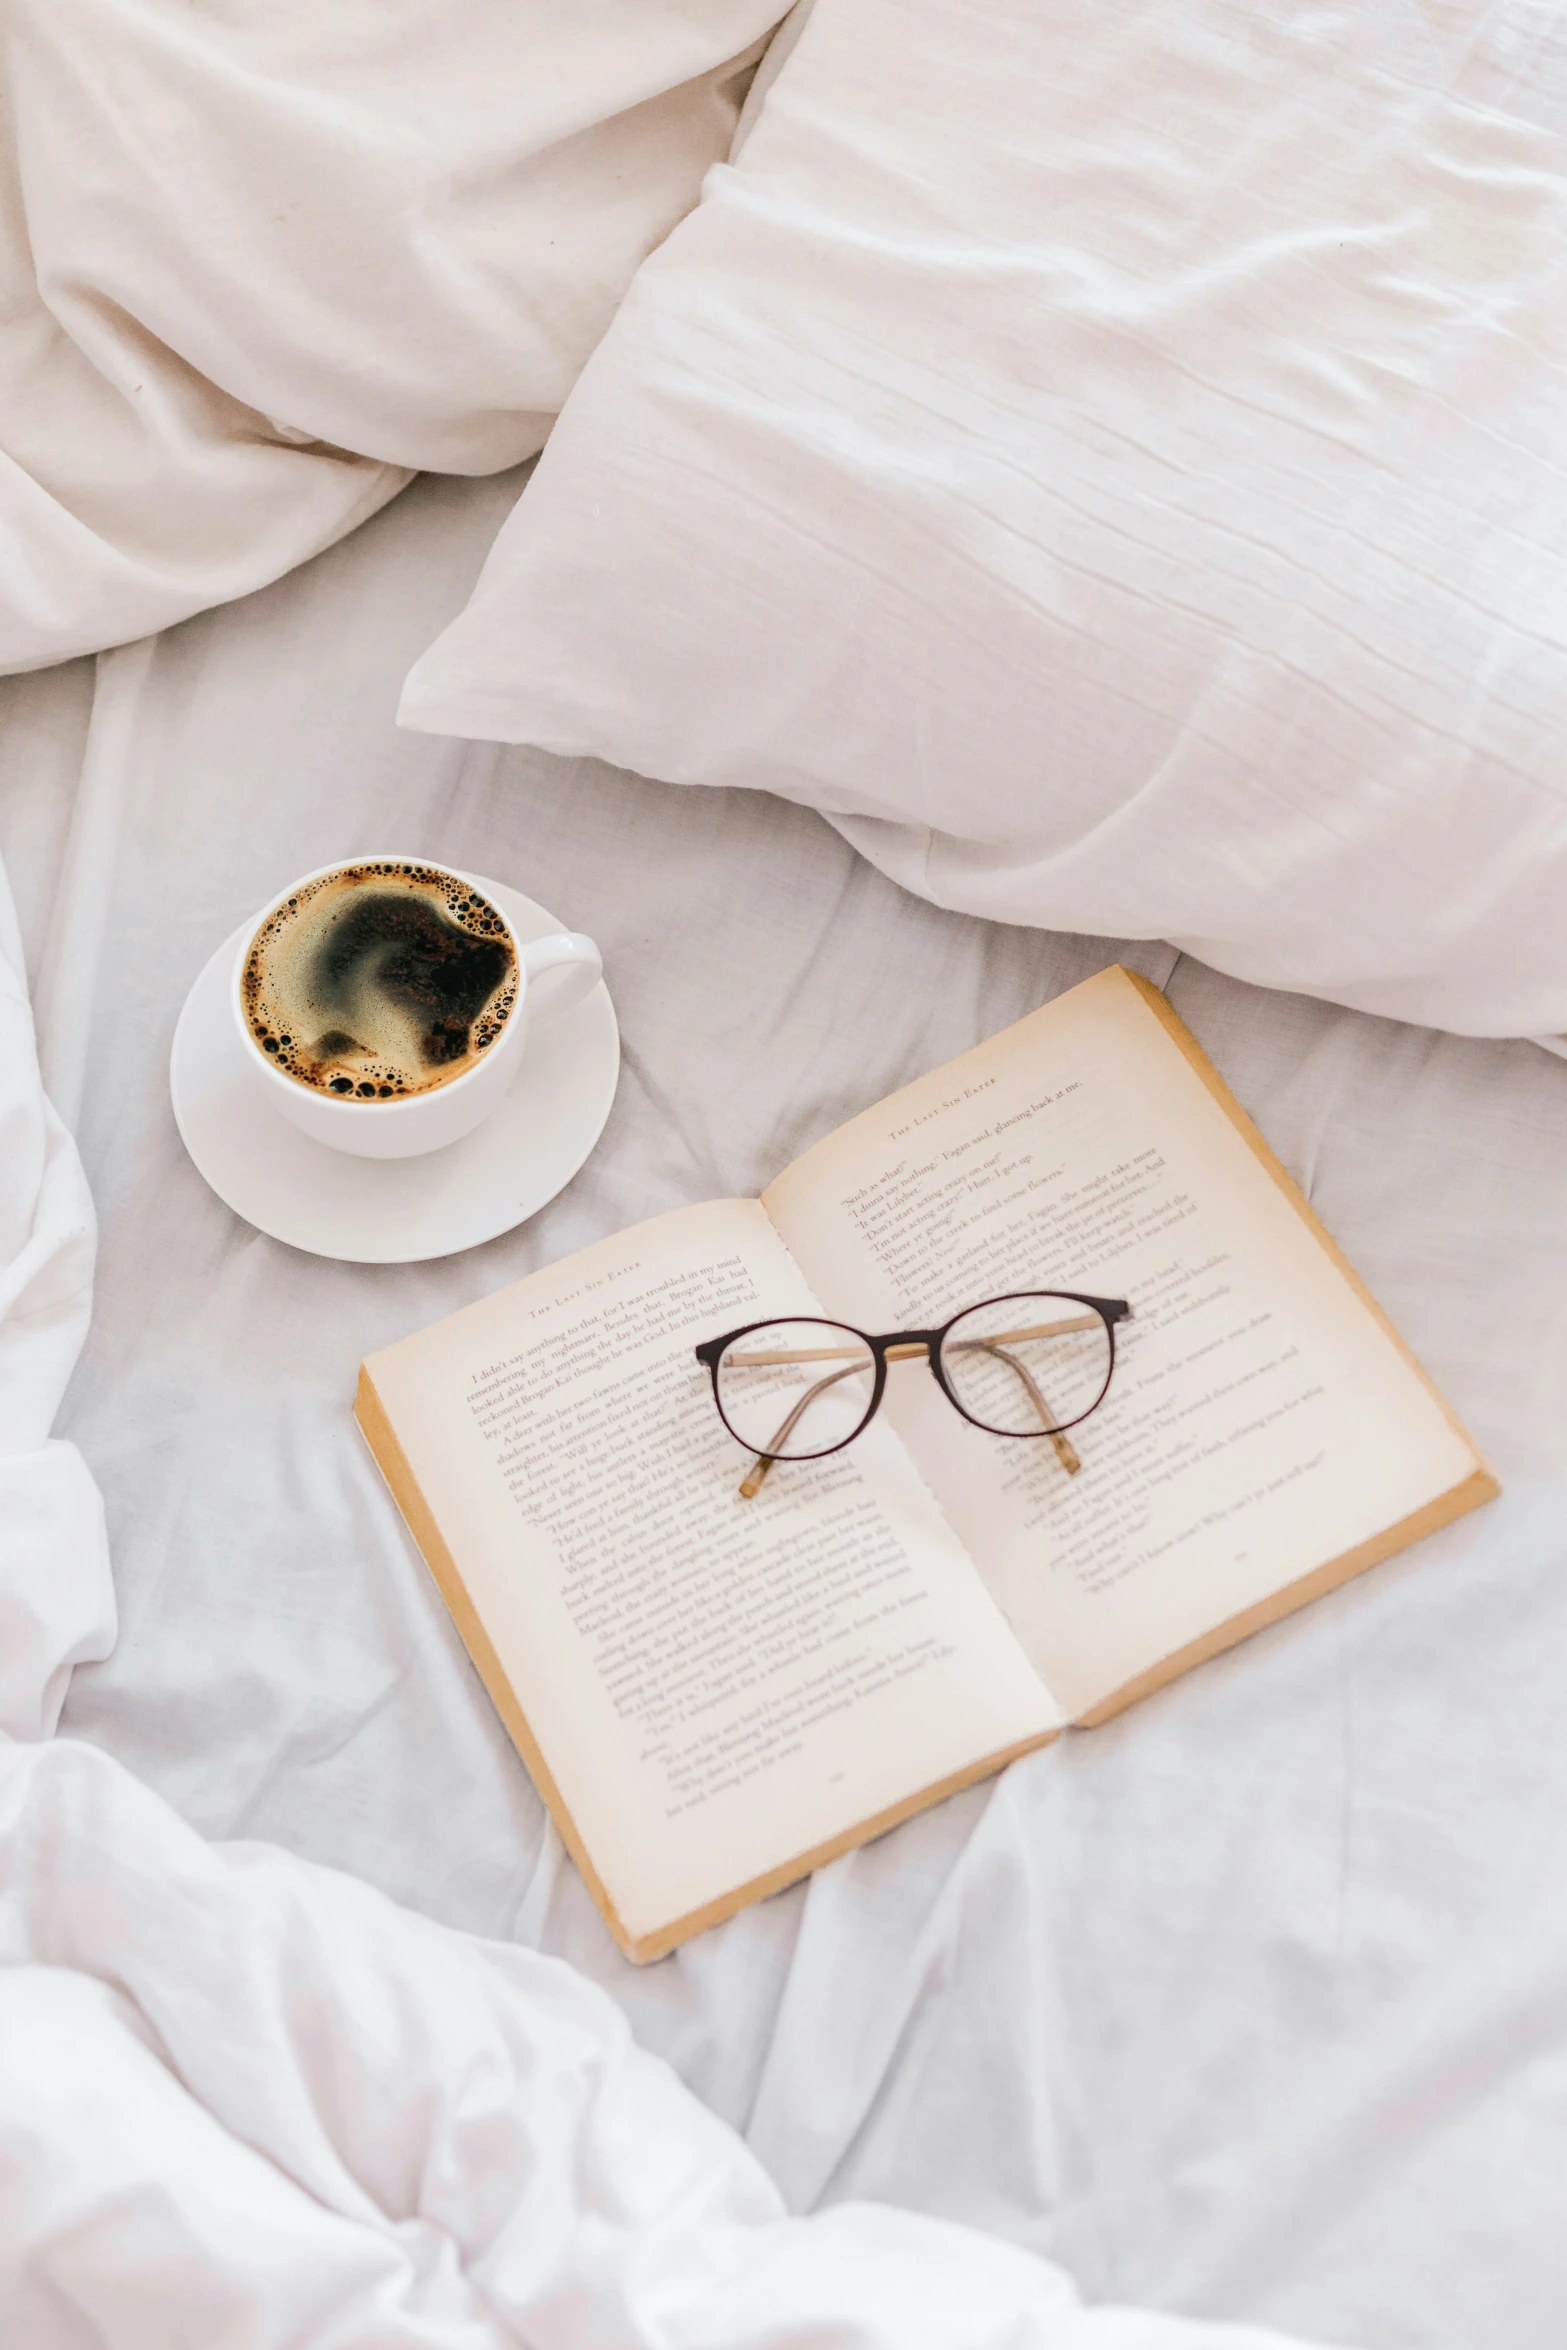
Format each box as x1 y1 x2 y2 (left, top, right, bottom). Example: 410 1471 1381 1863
0 842 1321 2343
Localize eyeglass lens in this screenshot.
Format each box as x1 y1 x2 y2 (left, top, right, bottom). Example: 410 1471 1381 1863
715 1320 876 1461
937 1294 1112 1435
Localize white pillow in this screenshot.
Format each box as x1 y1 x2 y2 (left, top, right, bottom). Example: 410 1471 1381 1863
402 0 1567 1039
1 0 783 673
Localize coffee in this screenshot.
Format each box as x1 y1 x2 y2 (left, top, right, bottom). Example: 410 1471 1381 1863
242 862 518 1100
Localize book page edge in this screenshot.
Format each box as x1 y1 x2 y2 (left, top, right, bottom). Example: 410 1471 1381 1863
622 1723 1060 1963
353 1362 642 1963
1073 1463 1499 1727
1117 967 1496 1479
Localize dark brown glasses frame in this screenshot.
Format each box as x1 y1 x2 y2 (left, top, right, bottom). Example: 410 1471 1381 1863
696 1290 1131 1495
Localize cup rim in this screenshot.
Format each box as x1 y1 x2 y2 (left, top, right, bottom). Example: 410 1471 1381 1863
230 854 526 1116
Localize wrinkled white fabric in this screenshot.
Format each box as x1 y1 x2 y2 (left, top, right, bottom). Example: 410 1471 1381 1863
402 0 1567 1039
0 0 782 673
0 610 1332 2341
0 1752 1072 2347
0 850 111 1741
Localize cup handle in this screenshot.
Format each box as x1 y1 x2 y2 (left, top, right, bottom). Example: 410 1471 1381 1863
520 931 602 1028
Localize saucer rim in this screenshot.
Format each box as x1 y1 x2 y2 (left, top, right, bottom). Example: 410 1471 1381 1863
169 877 620 1264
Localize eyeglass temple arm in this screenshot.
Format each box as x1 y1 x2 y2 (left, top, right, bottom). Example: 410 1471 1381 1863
737 1336 1085 1498
945 1338 1081 1475
738 1360 868 1500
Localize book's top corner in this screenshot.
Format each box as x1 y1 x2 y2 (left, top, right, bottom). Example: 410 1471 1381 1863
357 1326 406 1389
1005 962 1169 1061
1088 961 1176 1022
356 1256 534 1387
1038 960 1163 1022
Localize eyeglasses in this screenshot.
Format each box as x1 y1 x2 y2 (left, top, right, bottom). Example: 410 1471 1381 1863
695 1291 1131 1498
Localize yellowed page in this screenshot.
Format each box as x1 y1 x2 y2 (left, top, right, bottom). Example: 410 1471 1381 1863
363 1198 1061 1945
762 968 1485 1719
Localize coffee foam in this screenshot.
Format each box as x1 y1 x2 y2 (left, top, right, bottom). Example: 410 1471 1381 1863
241 863 518 1099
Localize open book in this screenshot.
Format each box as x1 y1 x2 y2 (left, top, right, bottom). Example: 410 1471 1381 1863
357 968 1495 1961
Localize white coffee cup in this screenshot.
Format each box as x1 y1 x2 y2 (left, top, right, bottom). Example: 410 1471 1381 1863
231 857 601 1160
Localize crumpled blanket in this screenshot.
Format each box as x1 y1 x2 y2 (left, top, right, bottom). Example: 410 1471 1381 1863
0 844 1331 2347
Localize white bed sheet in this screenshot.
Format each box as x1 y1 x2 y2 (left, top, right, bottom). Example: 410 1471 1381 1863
2 470 1564 2348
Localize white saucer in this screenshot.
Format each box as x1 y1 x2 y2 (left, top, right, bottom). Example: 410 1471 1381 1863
170 879 620 1263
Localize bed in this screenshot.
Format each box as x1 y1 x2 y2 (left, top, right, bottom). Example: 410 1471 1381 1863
3 465 1564 2344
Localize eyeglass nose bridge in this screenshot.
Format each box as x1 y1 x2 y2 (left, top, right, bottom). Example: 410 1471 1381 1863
847 1327 1089 1480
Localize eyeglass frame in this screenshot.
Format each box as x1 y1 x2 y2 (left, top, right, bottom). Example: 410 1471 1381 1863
694 1291 1132 1479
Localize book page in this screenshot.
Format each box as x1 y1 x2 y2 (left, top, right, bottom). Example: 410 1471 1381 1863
762 969 1488 1720
363 1199 1060 1946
